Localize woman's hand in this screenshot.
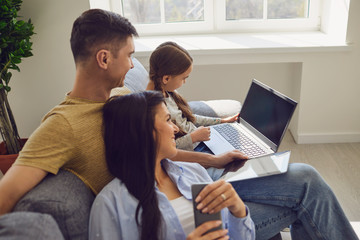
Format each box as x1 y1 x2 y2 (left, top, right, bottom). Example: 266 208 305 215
186 221 229 240
191 126 211 143
208 150 248 168
221 114 239 123
194 180 247 219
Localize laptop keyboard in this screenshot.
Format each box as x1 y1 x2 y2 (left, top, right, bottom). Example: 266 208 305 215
212 124 266 158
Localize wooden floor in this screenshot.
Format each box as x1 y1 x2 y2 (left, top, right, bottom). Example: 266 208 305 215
278 131 360 221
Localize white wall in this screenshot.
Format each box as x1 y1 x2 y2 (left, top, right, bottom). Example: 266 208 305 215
8 0 360 144
9 0 90 137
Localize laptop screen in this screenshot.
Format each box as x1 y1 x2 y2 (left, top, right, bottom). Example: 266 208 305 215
240 79 297 147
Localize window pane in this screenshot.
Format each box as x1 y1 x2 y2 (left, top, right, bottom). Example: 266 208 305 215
165 0 204 23
122 0 160 24
268 0 309 19
226 0 263 20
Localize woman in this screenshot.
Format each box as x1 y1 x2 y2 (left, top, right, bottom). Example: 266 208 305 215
89 91 255 240
146 42 359 240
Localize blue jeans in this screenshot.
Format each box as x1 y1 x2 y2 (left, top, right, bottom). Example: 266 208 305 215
195 143 358 240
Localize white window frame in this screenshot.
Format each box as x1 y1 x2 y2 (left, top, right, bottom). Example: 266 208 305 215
108 0 213 35
90 0 322 36
215 0 321 33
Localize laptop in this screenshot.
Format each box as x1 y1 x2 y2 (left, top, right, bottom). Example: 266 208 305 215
220 151 291 182
204 79 297 158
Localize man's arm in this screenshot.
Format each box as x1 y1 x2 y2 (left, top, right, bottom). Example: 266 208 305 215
171 149 248 168
0 165 47 215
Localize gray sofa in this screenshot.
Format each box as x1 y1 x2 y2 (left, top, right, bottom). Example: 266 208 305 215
3 58 241 239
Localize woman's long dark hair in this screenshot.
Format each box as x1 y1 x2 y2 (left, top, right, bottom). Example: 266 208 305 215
149 41 195 138
103 91 165 240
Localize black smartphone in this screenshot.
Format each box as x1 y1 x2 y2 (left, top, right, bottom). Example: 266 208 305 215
191 183 223 235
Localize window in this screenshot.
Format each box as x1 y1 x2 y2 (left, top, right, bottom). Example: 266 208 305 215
216 0 320 32
91 0 321 36
107 0 213 35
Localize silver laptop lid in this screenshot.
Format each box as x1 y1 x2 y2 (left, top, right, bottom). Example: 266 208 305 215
239 79 297 152
221 151 291 182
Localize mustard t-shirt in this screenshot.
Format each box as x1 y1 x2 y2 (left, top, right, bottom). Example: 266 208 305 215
14 95 113 194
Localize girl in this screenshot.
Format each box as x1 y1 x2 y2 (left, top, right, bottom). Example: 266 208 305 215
147 41 238 151
89 91 255 240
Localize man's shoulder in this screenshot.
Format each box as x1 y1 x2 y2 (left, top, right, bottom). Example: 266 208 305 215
42 97 105 123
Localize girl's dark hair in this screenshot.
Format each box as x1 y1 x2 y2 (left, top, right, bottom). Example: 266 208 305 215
149 41 195 137
70 9 138 62
103 91 164 240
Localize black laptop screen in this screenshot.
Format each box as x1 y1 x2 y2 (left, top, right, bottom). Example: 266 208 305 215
240 80 297 146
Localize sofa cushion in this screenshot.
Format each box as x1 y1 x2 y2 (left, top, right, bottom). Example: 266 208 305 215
110 86 132 97
189 99 241 118
13 170 94 240
0 212 64 240
123 57 149 92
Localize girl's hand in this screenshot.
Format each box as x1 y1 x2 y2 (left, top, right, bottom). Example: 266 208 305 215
191 126 211 143
194 180 247 219
186 221 229 240
221 114 239 123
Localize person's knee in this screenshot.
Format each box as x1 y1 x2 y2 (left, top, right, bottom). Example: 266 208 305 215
291 163 333 196
289 163 322 183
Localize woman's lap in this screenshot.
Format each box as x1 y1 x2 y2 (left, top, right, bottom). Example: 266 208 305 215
230 163 358 240
195 143 357 239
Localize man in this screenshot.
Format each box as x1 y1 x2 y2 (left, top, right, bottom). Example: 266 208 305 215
0 8 138 214
0 9 358 240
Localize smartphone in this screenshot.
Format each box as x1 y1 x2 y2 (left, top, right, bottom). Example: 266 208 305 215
191 183 223 235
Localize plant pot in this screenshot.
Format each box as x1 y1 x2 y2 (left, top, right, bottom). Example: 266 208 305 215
0 138 27 174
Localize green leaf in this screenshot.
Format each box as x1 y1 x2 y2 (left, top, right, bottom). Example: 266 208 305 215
8 65 20 71
0 21 7 30
1 6 9 12
4 72 12 84
0 0 35 92
4 85 11 92
11 57 21 64
23 52 33 57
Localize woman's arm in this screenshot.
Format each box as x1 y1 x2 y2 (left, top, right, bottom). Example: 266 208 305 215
227 207 255 240
194 180 255 240
175 134 196 151
171 149 247 169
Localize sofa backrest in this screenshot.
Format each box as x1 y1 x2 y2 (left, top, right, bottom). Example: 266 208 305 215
124 58 149 92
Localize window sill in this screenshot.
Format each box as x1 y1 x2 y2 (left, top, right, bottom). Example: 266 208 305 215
134 31 351 65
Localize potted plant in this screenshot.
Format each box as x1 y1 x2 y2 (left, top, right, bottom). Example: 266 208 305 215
0 0 34 173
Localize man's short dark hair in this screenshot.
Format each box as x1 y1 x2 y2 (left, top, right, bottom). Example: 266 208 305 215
70 9 138 62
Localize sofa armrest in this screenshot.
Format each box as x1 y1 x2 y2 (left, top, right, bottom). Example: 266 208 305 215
13 170 95 240
189 99 241 118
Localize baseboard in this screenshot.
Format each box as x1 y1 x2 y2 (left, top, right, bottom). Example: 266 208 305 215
351 222 360 238
291 131 360 144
